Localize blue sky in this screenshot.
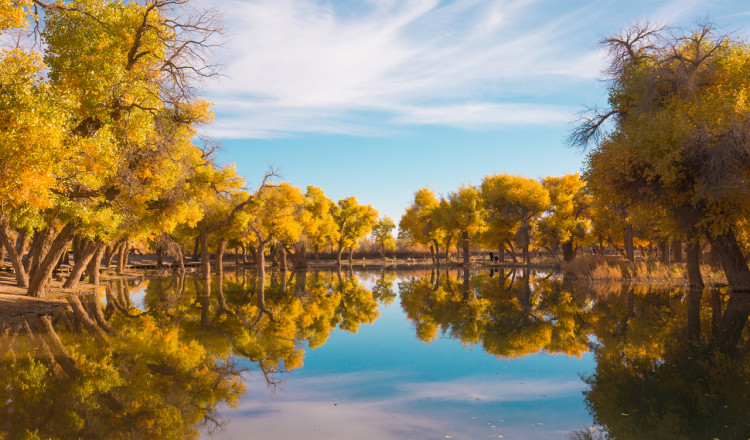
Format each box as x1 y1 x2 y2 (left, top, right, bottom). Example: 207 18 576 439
202 0 750 223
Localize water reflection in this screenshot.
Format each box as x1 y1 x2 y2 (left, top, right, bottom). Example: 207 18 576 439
0 269 748 439
582 286 750 440
399 268 591 357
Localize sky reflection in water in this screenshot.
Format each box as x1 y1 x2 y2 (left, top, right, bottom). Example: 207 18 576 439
209 270 595 440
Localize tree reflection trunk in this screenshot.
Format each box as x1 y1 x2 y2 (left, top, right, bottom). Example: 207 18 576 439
462 267 470 300
714 292 750 355
687 287 703 342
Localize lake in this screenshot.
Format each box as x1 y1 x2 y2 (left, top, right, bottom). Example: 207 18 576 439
0 267 748 439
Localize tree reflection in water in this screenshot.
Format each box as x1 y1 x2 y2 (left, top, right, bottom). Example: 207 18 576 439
1 268 748 439
401 268 750 440
582 286 750 440
0 268 380 439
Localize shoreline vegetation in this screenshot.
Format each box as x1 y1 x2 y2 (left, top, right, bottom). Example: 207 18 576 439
0 246 725 323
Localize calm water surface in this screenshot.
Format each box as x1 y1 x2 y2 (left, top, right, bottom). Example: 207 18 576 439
1 268 748 439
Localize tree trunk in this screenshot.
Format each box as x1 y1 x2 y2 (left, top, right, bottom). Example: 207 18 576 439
671 238 683 263
174 243 186 273
87 243 106 285
562 240 575 263
72 236 82 265
507 240 517 263
103 244 114 270
27 224 76 298
434 239 441 266
215 238 226 274
461 231 470 266
658 237 669 264
63 240 98 289
192 236 200 260
522 224 531 265
0 224 29 287
337 243 343 266
256 241 267 279
708 229 750 292
0 241 5 267
117 242 128 273
444 236 452 262
28 226 53 276
296 242 307 269
686 238 704 290
156 246 164 269
624 224 635 263
348 247 353 264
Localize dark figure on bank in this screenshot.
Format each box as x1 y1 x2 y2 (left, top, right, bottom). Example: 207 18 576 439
489 252 494 262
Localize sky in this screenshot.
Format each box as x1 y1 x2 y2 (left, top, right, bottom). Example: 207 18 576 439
201 0 750 224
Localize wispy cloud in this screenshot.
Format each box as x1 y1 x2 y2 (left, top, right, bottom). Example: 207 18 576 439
205 0 605 138
205 0 742 139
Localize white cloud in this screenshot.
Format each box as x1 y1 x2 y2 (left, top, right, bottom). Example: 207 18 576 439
205 0 605 138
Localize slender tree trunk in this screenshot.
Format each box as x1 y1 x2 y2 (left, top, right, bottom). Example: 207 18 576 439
507 240 517 263
444 236 452 262
215 238 226 274
671 238 683 263
0 241 5 267
348 247 353 264
156 247 164 269
192 236 200 260
256 241 267 279
522 225 530 265
0 224 29 287
117 242 128 273
174 244 186 273
87 243 106 285
27 224 76 298
461 231 470 266
63 240 98 289
657 237 668 264
337 243 343 266
624 224 635 263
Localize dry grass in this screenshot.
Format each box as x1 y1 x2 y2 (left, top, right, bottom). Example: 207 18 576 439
563 255 715 282
564 255 631 280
